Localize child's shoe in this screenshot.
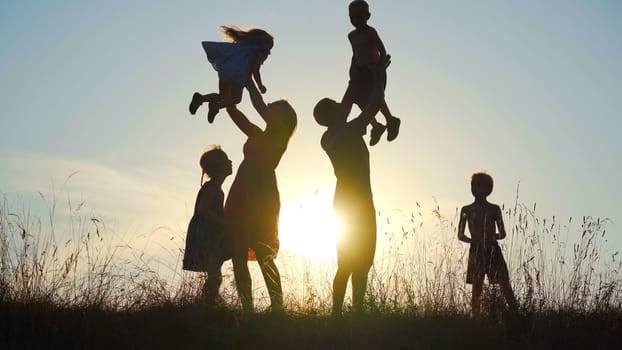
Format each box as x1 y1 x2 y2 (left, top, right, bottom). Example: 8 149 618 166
369 123 386 146
207 102 219 123
386 116 401 142
189 92 202 115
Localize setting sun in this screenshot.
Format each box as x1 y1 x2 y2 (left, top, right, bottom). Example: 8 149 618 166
278 189 341 258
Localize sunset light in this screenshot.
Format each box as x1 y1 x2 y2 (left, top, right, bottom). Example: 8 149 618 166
1 1 620 348
278 189 341 258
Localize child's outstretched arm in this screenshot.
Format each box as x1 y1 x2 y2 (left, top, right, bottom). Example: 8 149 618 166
495 206 507 240
245 79 270 123
249 53 267 94
457 207 471 243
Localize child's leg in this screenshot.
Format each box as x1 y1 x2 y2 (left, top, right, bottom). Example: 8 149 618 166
369 116 386 146
332 267 351 316
492 247 517 312
189 93 203 115
365 68 388 145
217 81 243 107
500 279 518 312
471 277 484 317
367 100 389 135
203 256 223 306
189 92 220 115
377 64 400 142
207 79 242 123
380 101 392 120
382 100 401 142
200 274 209 301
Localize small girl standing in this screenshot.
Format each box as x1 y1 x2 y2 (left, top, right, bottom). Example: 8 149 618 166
189 26 274 123
183 146 233 306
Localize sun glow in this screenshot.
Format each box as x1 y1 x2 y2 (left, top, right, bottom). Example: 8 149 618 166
278 189 341 258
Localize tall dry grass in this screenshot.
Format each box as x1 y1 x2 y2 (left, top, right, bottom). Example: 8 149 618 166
0 191 208 310
1 188 620 316
364 193 621 317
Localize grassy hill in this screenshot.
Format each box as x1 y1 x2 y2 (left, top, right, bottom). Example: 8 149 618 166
3 301 621 349
1 194 621 349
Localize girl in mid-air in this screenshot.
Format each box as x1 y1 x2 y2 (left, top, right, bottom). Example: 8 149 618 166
189 26 274 123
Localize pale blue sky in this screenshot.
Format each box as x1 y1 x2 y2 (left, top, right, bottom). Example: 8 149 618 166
1 1 620 252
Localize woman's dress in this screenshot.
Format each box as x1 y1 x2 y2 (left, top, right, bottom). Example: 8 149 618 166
224 132 287 260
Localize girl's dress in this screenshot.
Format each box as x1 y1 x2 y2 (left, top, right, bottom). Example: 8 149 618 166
183 182 230 271
202 41 269 87
224 132 287 260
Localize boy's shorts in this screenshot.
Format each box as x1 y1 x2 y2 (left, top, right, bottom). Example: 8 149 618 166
348 64 386 107
466 243 510 284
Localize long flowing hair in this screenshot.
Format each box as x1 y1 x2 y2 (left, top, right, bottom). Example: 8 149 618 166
220 25 274 49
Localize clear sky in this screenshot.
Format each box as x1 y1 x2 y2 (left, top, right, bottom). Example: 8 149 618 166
1 1 620 254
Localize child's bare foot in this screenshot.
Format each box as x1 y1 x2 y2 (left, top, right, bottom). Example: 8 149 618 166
189 93 202 115
369 123 386 146
207 102 219 123
386 116 401 142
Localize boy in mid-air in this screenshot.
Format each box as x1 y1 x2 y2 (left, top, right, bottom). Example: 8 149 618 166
344 0 400 146
457 172 518 316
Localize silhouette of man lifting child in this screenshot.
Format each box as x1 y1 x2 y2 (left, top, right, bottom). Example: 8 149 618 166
313 45 389 316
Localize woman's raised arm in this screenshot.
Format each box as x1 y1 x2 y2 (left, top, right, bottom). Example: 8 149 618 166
226 104 262 137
